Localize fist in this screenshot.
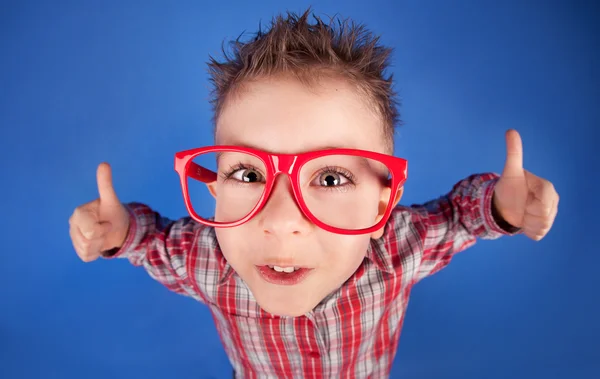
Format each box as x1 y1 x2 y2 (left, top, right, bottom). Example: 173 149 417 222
494 129 559 241
69 162 130 262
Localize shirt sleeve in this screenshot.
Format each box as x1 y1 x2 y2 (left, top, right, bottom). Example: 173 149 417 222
406 172 521 282
100 202 206 301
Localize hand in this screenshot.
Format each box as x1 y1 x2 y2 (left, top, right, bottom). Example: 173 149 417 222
493 129 559 241
69 163 130 262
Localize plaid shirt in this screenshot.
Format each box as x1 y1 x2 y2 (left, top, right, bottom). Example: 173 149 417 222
103 172 519 378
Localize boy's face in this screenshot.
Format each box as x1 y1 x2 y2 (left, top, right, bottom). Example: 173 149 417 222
212 75 402 317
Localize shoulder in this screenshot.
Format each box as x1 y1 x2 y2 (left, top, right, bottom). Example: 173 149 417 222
367 205 427 278
386 204 430 239
186 223 234 304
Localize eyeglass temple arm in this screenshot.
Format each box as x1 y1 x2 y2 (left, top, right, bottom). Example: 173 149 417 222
187 162 218 183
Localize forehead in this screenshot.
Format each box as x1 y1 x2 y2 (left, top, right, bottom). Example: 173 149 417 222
215 76 386 154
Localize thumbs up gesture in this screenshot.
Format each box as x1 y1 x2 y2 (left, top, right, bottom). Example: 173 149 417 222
493 130 559 241
69 163 130 262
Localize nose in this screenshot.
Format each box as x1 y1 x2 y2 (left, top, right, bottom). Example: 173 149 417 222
257 174 312 237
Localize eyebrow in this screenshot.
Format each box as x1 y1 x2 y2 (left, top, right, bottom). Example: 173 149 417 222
219 141 353 154
316 145 349 150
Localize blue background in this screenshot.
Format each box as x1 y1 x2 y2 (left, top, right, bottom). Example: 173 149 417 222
1 0 598 378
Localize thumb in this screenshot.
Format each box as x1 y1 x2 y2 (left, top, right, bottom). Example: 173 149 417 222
97 162 120 205
501 129 524 178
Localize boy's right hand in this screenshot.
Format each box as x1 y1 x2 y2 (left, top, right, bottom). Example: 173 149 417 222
69 163 130 262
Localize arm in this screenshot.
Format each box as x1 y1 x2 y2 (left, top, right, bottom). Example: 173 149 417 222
377 130 558 283
408 172 520 282
69 163 219 303
101 202 207 302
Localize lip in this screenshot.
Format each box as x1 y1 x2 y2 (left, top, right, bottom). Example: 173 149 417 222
256 265 313 285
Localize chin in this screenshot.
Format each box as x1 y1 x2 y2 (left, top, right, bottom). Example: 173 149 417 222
259 303 313 317
255 296 318 317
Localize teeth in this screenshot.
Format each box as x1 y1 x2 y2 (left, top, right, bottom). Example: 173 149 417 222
271 265 299 273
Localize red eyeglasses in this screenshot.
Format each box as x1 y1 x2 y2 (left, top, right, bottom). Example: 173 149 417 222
174 146 407 235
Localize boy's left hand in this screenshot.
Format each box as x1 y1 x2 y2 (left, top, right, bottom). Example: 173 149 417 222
493 129 559 241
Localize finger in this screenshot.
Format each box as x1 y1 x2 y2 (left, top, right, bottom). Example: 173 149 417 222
88 221 113 239
71 206 113 239
550 201 558 223
523 211 556 240
71 206 99 239
525 171 557 205
80 221 112 240
97 162 120 206
547 199 558 227
522 207 557 241
70 222 93 255
522 212 554 232
70 223 104 261
69 223 86 256
523 227 546 241
502 129 524 178
525 196 552 217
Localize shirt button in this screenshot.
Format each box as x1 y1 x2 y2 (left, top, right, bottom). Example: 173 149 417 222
309 351 320 359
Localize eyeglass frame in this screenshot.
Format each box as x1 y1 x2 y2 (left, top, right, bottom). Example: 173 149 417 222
174 145 408 235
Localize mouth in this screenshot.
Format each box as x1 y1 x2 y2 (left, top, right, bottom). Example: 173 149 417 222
256 265 313 285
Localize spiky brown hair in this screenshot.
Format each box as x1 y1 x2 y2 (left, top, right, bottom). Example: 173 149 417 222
207 8 401 153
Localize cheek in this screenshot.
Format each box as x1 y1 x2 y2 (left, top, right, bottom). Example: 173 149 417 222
337 187 383 221
214 184 265 222
320 234 371 278
308 188 383 230
214 228 253 271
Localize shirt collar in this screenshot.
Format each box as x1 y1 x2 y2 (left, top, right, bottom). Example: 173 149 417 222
365 225 396 274
218 249 235 284
366 237 394 274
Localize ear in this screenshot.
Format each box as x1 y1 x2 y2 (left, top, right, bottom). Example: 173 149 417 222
370 186 404 240
206 182 217 198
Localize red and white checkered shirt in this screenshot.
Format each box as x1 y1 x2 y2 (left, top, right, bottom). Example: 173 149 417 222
103 172 519 378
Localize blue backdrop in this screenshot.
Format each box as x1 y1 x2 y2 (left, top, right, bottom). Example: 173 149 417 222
1 1 598 378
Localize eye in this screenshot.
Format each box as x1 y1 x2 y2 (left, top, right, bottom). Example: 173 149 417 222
311 166 356 189
231 168 264 183
318 172 349 187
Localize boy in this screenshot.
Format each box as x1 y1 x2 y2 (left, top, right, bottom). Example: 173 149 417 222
68 9 559 378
